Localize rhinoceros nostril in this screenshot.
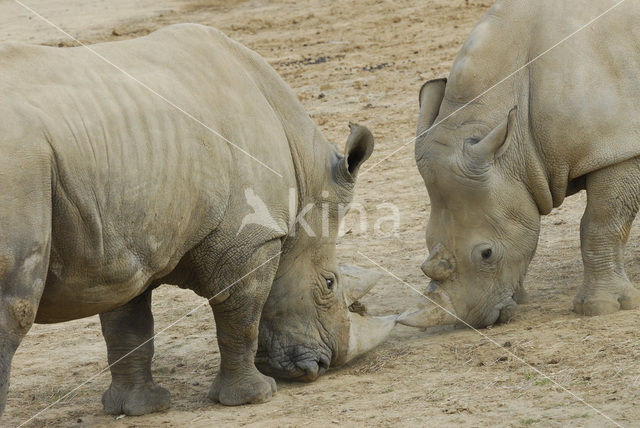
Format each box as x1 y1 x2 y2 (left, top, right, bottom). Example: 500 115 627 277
318 355 330 372
295 360 320 382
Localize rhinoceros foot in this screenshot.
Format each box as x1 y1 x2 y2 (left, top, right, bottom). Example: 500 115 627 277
573 280 640 316
102 381 170 416
208 369 276 406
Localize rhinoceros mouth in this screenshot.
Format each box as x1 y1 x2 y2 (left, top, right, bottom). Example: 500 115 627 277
255 346 331 382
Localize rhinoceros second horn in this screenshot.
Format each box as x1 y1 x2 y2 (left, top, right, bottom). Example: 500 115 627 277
340 264 382 305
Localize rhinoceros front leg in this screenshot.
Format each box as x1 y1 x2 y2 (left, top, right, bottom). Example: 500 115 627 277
99 288 170 415
207 241 280 406
0 248 48 416
0 165 50 416
574 158 640 315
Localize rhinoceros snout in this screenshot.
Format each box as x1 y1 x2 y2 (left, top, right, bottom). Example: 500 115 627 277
295 356 330 382
255 346 331 382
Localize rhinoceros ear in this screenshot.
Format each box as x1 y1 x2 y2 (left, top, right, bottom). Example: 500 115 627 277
417 78 447 136
334 123 374 183
463 106 518 171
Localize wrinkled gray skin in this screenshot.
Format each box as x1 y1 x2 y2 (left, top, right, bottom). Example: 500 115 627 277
0 24 396 417
408 0 640 329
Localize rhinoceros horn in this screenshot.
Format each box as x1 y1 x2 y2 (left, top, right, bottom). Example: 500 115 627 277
340 264 382 305
397 283 458 329
338 265 397 362
344 312 397 363
421 243 455 282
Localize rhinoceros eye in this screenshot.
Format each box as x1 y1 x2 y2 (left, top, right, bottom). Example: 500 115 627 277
325 277 334 290
464 137 481 146
481 248 493 260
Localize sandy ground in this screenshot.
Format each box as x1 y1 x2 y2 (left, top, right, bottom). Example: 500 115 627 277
2 0 640 426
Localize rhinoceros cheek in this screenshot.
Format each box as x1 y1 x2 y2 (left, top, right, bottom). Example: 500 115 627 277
497 297 518 324
472 296 518 328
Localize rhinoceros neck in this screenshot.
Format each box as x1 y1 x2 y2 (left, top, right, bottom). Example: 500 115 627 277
446 1 534 106
240 47 334 214
443 0 562 214
515 134 556 215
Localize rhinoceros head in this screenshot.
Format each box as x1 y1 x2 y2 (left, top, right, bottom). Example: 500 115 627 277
256 124 397 381
405 78 541 329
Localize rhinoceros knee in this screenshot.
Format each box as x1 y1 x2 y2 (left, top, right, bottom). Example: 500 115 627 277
7 297 36 333
0 254 37 333
0 254 14 282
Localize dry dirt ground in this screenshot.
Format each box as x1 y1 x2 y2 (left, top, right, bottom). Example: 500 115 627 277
1 0 640 426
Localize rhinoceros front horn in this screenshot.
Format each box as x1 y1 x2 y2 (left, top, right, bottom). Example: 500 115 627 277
344 311 397 363
338 265 397 363
397 283 458 329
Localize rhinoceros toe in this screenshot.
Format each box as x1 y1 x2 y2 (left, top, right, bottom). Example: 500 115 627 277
102 381 171 416
208 369 276 406
573 281 640 316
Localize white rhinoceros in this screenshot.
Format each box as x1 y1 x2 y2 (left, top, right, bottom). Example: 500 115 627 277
0 24 396 416
404 0 640 329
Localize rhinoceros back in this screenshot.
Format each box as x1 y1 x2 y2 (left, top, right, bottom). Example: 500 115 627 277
441 0 640 201
0 24 296 321
525 0 640 181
